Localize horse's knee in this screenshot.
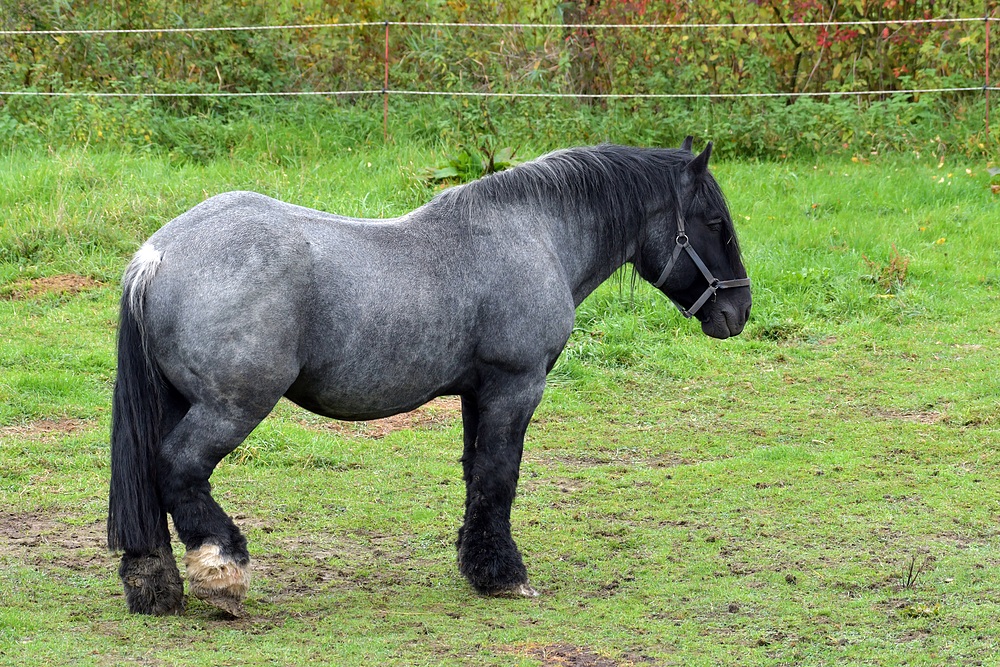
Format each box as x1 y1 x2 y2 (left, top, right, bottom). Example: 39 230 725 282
119 547 185 615
183 543 251 617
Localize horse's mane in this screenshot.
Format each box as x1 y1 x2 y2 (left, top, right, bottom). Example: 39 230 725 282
435 144 739 267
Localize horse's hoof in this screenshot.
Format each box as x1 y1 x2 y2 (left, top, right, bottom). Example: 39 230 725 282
457 530 531 594
514 583 540 598
490 582 540 598
192 590 247 618
119 548 185 615
184 543 250 618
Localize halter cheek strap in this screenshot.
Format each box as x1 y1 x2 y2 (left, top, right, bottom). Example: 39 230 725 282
652 212 751 319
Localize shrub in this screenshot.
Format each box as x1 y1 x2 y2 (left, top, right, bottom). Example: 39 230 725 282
0 0 994 158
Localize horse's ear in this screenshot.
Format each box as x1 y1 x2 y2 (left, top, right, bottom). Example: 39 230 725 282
686 141 713 176
680 136 694 152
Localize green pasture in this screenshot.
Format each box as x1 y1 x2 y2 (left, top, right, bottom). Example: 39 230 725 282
1 140 999 666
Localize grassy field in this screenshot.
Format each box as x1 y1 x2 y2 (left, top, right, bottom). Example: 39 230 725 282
1 141 999 666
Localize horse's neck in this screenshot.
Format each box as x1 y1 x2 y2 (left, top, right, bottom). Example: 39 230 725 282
429 184 640 306
544 205 638 306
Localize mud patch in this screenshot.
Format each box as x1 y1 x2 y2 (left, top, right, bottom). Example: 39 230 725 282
304 397 462 439
512 643 650 666
0 418 93 440
247 526 444 600
0 509 108 570
525 450 698 469
520 476 589 498
871 409 943 424
1 274 103 300
896 628 932 643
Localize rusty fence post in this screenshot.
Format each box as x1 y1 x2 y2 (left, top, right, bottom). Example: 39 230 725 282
383 20 390 142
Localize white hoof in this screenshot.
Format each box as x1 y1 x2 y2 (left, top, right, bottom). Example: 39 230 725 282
490 582 540 598
183 543 250 617
515 583 540 598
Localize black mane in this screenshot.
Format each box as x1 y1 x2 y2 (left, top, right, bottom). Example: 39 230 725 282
438 143 739 269
457 144 686 224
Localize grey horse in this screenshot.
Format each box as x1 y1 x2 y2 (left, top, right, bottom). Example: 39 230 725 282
108 140 751 616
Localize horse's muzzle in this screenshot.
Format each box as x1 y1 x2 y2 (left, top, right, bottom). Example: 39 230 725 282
701 297 751 340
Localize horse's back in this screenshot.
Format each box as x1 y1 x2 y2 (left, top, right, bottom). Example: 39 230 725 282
145 191 317 318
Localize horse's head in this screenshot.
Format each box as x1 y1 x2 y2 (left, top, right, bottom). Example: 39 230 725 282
638 140 751 339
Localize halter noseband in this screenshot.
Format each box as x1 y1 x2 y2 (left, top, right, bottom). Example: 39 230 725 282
652 212 751 319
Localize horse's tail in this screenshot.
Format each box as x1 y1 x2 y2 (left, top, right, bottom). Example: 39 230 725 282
108 244 169 555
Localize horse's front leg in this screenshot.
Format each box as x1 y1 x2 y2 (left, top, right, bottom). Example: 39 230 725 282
457 371 544 597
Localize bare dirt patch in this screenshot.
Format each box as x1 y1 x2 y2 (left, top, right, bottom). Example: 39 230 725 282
251 529 443 603
304 397 462 439
0 418 93 440
512 643 651 666
871 409 943 425
0 509 109 571
525 450 700 469
1 274 103 300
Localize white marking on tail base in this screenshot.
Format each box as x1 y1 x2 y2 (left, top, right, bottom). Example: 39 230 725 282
122 243 162 326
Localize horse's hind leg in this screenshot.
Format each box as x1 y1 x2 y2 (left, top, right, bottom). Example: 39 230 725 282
116 384 189 615
156 401 274 616
119 546 184 614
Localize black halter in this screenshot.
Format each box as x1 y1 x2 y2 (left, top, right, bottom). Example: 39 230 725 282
652 212 751 319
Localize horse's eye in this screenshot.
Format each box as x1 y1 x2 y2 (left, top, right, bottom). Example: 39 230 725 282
707 218 723 231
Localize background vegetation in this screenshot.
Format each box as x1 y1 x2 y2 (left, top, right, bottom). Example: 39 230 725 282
3 0 993 96
1 0 998 159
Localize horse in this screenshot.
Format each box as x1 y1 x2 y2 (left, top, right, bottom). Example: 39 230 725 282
107 139 751 616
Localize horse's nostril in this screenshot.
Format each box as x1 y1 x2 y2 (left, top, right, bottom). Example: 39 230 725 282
744 304 752 321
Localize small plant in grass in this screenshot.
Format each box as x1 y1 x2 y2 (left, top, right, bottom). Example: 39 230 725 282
862 244 910 295
425 98 519 184
748 318 805 342
424 144 519 184
900 553 933 590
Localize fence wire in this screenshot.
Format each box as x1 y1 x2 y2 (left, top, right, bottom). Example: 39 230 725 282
0 16 995 102
3 88 993 99
0 16 992 36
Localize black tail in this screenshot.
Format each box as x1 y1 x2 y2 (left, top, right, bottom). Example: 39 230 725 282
108 269 169 554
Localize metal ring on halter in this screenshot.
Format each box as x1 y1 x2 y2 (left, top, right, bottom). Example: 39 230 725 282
676 233 689 246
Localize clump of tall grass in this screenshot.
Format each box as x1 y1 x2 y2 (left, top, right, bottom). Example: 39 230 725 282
863 245 911 295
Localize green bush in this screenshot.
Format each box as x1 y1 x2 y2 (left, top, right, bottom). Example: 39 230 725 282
0 0 996 158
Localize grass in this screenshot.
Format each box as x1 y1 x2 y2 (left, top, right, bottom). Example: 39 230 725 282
1 141 999 666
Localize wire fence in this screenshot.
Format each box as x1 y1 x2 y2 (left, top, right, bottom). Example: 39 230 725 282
0 16 992 35
5 87 994 98
1 15 997 139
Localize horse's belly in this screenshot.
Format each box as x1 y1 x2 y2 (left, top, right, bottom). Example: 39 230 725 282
284 359 466 421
